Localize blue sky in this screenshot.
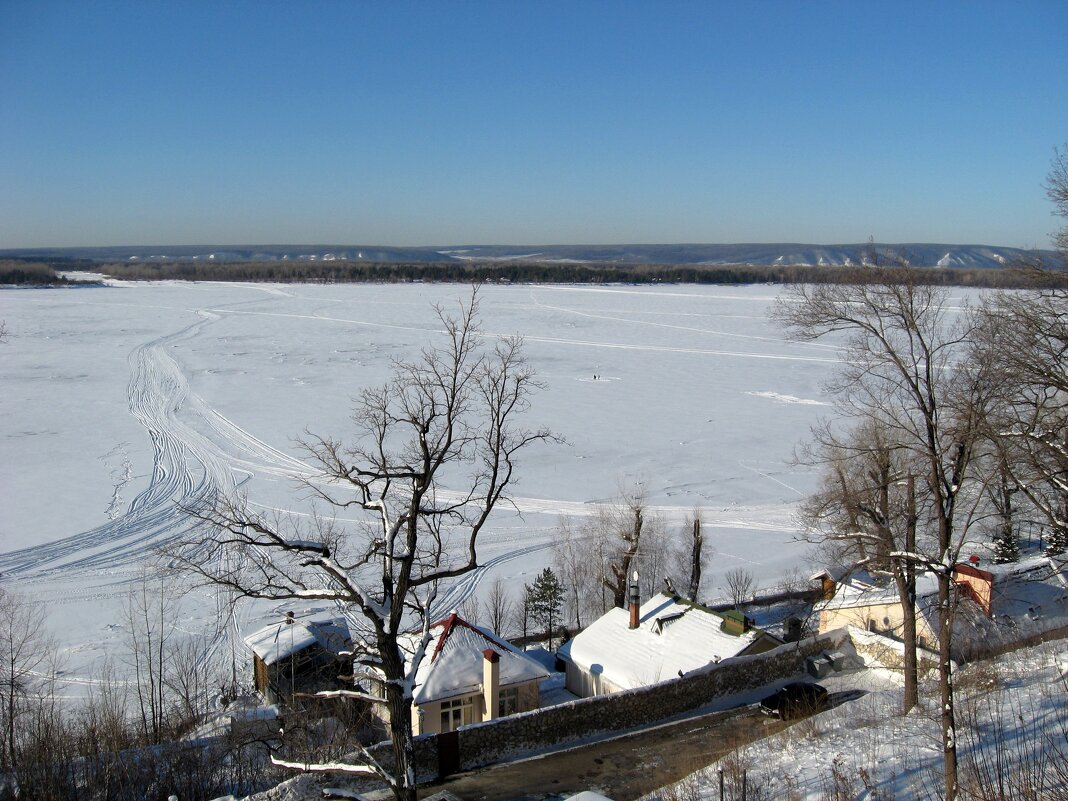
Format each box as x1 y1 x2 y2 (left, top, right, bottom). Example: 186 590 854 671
2 2 1066 248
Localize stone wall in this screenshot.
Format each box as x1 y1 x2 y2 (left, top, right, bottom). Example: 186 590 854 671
848 626 941 676
407 627 852 779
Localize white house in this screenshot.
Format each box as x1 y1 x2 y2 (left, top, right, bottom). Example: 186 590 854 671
814 556 1068 660
558 591 783 697
405 613 550 735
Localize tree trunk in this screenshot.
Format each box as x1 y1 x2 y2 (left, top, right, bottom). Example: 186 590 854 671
900 474 919 713
606 505 644 608
938 571 957 801
893 569 919 714
688 518 703 601
385 685 418 801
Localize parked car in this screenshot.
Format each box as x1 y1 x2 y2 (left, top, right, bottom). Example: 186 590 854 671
759 682 829 720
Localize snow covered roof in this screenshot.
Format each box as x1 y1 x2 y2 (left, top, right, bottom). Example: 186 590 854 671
558 593 766 691
412 613 550 705
244 615 351 666
938 556 1068 647
816 557 1068 651
817 571 939 613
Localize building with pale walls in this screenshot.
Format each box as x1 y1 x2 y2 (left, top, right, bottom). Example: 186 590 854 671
814 556 1068 659
404 613 550 735
558 585 783 698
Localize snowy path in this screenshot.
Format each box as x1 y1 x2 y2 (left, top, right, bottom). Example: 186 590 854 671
0 314 228 577
0 302 316 686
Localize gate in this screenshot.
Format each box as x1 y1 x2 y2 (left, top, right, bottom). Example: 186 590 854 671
437 729 460 777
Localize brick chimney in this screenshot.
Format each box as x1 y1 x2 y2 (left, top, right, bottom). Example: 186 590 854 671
481 648 500 721
629 570 641 629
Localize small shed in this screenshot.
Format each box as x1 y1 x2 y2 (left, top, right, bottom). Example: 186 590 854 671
244 614 353 706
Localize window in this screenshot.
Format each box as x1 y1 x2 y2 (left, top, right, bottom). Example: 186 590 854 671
499 686 520 717
440 697 474 733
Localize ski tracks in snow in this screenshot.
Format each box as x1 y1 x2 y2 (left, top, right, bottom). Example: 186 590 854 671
1 290 804 678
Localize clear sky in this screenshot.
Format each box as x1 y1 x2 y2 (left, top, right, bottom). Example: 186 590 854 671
2 1 1066 249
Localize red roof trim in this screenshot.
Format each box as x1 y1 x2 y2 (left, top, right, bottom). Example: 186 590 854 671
953 563 995 582
427 612 511 663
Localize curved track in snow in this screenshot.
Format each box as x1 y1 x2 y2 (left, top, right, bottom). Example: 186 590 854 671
0 312 307 580
1 284 812 692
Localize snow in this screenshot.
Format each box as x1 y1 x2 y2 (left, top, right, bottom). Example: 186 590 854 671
651 637 1068 800
559 593 763 690
410 615 549 704
244 614 350 665
0 281 981 695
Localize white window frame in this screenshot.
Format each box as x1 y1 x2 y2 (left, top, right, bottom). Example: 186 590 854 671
440 696 475 732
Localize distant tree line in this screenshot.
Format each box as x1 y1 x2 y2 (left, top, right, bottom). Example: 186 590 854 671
49 257 1065 289
0 261 77 286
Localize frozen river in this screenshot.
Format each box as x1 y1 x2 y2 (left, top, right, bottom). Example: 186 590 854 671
1 280 857 690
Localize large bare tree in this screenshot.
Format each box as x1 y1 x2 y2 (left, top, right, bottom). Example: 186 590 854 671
600 489 655 609
176 291 552 801
1046 143 1068 257
774 268 992 801
798 419 921 711
972 149 1068 553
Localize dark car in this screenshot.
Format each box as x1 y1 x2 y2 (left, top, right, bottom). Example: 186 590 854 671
759 682 829 720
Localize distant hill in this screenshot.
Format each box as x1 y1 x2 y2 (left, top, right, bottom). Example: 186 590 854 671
1 242 1059 269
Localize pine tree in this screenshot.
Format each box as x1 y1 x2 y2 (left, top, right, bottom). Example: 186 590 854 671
992 526 1020 563
525 567 565 649
1045 527 1068 557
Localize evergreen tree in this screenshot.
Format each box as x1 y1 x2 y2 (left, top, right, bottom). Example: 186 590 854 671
992 526 1020 563
1045 527 1068 557
525 567 565 649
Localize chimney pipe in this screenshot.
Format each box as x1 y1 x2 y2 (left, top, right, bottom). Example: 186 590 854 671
482 648 500 721
629 570 641 629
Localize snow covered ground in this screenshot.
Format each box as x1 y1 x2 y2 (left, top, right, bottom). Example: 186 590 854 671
0 280 977 696
648 637 1068 801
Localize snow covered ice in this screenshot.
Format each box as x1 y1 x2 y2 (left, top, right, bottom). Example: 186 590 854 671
0 280 980 695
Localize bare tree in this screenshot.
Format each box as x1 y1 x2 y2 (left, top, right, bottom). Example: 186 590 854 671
482 576 514 638
662 509 711 602
974 284 1067 554
1046 142 1068 256
457 593 481 624
552 516 599 629
687 514 704 601
601 488 649 609
774 268 993 801
797 418 921 712
0 588 54 774
723 567 755 608
175 291 552 801
123 571 175 744
552 489 669 623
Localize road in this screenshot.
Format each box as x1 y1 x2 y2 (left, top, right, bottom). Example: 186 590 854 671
419 704 791 801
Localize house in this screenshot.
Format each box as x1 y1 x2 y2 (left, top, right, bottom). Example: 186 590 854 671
405 613 550 735
244 612 353 705
815 568 943 649
558 584 783 697
814 556 1068 659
